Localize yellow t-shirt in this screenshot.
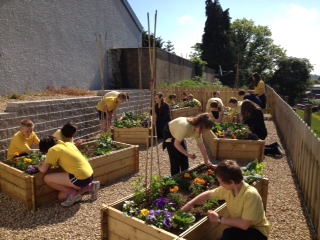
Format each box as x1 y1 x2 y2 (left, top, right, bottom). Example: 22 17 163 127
44 141 93 180
193 99 202 107
168 117 203 144
254 80 265 96
7 131 40 159
52 129 74 142
210 181 270 237
96 96 119 112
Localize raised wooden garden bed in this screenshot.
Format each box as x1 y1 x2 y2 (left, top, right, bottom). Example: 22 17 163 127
0 163 60 211
0 141 139 211
203 130 265 162
78 140 139 185
171 106 202 119
112 127 152 146
100 164 268 240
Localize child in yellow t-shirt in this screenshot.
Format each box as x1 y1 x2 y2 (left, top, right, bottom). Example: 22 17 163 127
7 119 40 159
35 136 100 207
96 92 128 132
182 160 270 240
53 122 85 146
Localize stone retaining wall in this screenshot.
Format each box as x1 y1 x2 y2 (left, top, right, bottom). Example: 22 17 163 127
0 89 150 160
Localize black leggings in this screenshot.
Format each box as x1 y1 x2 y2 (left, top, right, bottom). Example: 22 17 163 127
163 124 189 176
221 227 267 240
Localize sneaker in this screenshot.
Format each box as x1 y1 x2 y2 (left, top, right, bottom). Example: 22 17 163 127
90 181 100 201
276 145 285 157
61 193 82 207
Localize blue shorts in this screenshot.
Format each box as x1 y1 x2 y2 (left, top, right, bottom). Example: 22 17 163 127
69 174 93 188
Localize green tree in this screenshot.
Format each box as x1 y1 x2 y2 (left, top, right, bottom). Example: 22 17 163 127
269 57 313 105
201 0 234 86
142 31 164 48
164 40 175 54
189 43 202 59
230 18 286 87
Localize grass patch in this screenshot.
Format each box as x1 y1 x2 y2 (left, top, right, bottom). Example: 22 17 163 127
296 110 320 138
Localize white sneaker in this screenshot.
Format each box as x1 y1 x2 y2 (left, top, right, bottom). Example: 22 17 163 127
61 193 82 207
90 181 100 201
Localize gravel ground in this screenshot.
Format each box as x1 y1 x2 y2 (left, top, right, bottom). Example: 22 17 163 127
0 117 318 240
0 91 318 239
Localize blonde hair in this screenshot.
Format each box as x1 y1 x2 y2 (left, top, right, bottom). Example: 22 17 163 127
20 119 35 128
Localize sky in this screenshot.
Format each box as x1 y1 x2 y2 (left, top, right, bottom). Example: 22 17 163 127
127 0 320 75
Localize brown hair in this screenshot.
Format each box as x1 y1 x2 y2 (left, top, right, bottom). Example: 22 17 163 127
168 94 177 100
240 99 261 122
228 97 238 104
117 92 128 101
238 90 246 96
61 122 77 139
20 119 35 128
214 159 243 184
155 92 164 108
210 101 221 112
187 113 214 133
252 72 261 87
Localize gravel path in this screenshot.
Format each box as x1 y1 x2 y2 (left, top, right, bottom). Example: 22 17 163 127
0 117 318 240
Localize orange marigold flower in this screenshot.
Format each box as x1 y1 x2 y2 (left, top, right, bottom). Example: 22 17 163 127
170 186 179 193
194 178 206 185
14 152 19 156
184 173 191 178
208 169 213 175
14 158 19 162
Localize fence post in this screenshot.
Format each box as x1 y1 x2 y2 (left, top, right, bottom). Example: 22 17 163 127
304 104 312 127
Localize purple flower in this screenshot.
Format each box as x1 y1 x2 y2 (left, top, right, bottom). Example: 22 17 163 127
26 165 39 174
163 217 172 228
146 214 156 222
164 211 172 218
155 210 162 216
149 209 155 215
152 197 167 210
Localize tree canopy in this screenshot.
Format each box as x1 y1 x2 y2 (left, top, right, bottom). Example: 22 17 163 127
269 57 313 105
230 18 286 87
142 31 164 49
164 40 175 54
201 0 234 86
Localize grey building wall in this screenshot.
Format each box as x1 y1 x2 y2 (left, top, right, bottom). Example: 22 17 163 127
108 48 196 89
0 0 143 96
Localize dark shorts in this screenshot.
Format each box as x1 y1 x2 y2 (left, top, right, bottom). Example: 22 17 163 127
69 174 93 188
97 110 107 120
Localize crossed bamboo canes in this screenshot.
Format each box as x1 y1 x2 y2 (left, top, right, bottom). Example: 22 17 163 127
144 11 161 203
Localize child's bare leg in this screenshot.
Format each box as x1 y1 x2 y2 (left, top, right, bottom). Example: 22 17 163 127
44 173 80 201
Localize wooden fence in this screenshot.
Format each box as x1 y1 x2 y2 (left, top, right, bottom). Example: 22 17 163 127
157 85 319 236
266 85 320 236
156 86 272 113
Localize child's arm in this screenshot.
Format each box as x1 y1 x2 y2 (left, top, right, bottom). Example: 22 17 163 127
34 163 51 173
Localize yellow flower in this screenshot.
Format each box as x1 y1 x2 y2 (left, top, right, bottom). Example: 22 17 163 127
170 186 179 193
141 209 149 217
23 158 32 163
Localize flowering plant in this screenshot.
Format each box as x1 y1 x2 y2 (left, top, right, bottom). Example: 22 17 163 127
212 122 253 139
6 152 58 174
123 165 219 234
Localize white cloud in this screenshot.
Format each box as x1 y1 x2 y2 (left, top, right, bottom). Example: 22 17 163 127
178 15 194 25
270 4 320 74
